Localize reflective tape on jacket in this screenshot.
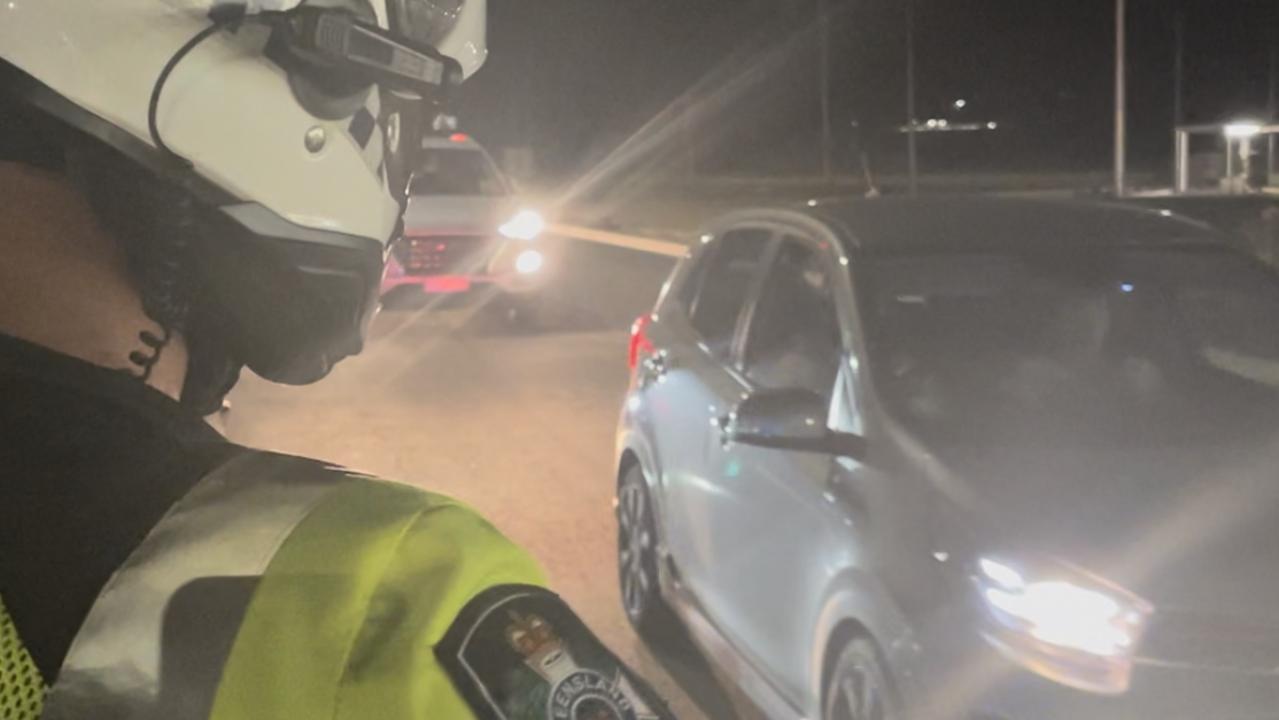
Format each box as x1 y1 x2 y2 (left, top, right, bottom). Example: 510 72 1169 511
41 451 548 720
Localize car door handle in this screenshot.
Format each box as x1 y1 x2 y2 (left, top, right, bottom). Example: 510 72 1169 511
708 406 739 449
642 351 669 378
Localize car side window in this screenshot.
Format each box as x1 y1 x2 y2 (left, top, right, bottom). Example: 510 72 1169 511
688 229 772 359
742 237 843 400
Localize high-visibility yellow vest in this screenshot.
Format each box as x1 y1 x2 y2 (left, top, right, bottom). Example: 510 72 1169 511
1 451 551 719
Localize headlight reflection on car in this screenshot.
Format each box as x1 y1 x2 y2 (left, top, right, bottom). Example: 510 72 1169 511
975 556 1152 695
499 209 546 241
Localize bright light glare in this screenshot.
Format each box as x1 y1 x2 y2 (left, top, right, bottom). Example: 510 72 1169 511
515 250 544 275
1224 122 1263 139
987 121 999 130
806 198 819 207
985 582 1129 656
954 98 967 109
499 209 546 240
979 556 1143 658
980 558 1025 589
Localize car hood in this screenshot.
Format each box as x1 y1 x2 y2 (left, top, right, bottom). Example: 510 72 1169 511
932 436 1279 621
403 195 515 235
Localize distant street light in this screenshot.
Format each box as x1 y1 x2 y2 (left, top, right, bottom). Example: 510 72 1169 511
953 98 967 110
1224 121 1264 188
1225 122 1264 139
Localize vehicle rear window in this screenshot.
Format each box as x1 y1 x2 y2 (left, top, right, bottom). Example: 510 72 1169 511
410 148 506 196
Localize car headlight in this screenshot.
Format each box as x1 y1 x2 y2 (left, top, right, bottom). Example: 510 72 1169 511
515 249 544 275
975 556 1152 695
499 209 546 241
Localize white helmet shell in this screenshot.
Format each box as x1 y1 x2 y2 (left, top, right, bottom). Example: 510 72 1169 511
0 0 486 248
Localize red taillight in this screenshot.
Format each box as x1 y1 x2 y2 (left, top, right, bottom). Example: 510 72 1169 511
628 314 654 371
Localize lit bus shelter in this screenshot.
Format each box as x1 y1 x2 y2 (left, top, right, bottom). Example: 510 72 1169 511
1174 121 1279 194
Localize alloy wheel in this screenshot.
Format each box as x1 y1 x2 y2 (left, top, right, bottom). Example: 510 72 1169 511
617 469 657 624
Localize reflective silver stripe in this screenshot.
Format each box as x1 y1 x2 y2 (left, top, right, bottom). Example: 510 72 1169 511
42 452 355 720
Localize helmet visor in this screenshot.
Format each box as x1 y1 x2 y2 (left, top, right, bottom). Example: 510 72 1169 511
387 0 465 48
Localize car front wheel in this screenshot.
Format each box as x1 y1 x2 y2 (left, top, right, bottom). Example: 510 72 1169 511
824 637 901 720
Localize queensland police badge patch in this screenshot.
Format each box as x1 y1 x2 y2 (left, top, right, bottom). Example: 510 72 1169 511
437 585 675 720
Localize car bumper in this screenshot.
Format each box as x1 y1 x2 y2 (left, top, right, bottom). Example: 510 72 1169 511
381 236 557 295
974 662 1279 720
903 615 1279 720
381 270 539 294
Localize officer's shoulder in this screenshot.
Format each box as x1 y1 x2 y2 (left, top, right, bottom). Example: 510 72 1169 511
221 453 675 718
228 449 473 512
225 449 523 560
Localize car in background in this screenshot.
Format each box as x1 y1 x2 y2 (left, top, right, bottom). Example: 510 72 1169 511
382 133 557 319
615 197 1279 720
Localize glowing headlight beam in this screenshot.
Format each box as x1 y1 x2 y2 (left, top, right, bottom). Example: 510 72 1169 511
515 249 544 275
984 582 1128 656
499 209 546 241
977 556 1150 659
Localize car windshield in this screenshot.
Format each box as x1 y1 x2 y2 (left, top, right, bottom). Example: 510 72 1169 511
410 148 506 196
862 248 1279 445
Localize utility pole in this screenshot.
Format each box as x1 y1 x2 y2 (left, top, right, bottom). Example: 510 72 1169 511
818 0 833 179
1114 0 1127 196
906 0 918 196
1268 28 1276 183
1173 6 1185 188
1173 8 1185 127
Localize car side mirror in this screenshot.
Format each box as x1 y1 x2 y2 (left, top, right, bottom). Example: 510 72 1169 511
728 387 867 459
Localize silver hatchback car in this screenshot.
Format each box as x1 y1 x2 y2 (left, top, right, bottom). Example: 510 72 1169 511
614 198 1279 720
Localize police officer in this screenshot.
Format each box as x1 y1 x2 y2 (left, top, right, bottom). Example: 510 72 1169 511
0 2 673 719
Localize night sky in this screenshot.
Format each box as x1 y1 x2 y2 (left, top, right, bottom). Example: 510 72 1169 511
454 0 1278 178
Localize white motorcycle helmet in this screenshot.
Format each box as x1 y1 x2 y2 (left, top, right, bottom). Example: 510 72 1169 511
0 0 485 411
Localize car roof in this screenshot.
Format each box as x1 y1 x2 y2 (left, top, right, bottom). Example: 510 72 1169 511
805 196 1223 254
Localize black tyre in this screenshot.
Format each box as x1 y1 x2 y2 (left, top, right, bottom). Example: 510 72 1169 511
617 464 671 636
823 637 902 720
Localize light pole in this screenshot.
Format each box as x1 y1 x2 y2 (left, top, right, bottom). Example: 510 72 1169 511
1268 30 1276 182
906 0 918 196
1172 6 1186 189
818 0 833 179
1114 0 1127 196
